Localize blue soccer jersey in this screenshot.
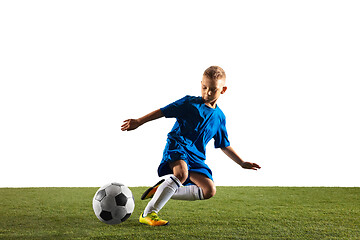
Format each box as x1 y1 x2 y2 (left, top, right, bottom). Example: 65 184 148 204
158 95 230 181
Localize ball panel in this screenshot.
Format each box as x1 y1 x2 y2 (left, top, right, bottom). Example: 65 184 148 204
100 210 113 221
121 213 131 222
100 195 117 212
92 198 102 216
120 186 132 197
111 182 124 187
94 189 106 201
125 197 135 213
103 207 127 225
112 206 127 220
105 185 122 197
115 193 128 206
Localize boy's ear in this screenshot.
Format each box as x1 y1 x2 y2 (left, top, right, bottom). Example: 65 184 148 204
221 86 228 94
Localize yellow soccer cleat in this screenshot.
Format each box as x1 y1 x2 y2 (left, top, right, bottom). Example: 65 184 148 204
139 212 169 226
141 179 165 200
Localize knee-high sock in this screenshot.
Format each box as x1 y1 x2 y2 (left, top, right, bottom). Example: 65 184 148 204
143 175 181 216
171 185 204 200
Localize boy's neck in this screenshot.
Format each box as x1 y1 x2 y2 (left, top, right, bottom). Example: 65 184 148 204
204 100 217 109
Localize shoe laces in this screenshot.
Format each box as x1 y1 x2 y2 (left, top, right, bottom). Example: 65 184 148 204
149 213 161 221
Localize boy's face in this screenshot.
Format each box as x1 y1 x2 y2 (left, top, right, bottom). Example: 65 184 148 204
201 76 227 107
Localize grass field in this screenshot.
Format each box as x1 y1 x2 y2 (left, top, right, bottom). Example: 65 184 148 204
0 187 359 239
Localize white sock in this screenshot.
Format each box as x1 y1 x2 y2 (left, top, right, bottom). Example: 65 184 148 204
171 185 204 201
143 175 181 216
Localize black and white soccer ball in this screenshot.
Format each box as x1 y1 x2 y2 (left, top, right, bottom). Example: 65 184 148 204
92 182 135 224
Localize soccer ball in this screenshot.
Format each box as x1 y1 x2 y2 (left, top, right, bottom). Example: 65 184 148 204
92 182 135 224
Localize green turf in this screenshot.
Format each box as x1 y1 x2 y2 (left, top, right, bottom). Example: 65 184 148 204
0 187 359 239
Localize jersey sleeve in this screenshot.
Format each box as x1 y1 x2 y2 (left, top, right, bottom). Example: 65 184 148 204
160 95 189 118
213 118 230 148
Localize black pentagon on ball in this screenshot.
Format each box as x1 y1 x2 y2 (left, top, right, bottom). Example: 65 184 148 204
95 189 106 201
100 210 112 221
115 193 128 206
121 213 131 222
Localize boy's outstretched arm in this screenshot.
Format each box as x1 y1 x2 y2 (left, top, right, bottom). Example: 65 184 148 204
121 109 164 131
221 146 261 170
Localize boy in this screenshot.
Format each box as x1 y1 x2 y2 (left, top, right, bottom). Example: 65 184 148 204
121 66 261 226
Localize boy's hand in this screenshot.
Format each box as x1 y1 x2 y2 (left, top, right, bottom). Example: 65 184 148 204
121 119 141 131
121 109 164 132
241 161 261 170
221 146 261 171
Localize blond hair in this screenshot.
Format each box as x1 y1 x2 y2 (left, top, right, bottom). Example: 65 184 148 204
203 66 226 81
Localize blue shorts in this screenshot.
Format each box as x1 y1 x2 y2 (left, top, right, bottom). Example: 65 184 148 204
157 138 213 184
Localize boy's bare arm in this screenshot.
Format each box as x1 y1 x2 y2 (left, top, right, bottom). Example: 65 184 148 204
221 146 261 170
121 109 164 131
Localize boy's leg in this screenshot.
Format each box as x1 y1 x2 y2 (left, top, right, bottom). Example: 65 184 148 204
142 173 213 202
188 172 216 199
170 184 204 200
171 170 207 201
142 160 187 225
142 171 214 202
169 160 188 183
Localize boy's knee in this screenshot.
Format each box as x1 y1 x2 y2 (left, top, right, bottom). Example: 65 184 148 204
170 160 188 184
203 186 216 199
174 172 188 184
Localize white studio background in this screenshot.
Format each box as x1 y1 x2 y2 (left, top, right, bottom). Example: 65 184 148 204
1 1 359 187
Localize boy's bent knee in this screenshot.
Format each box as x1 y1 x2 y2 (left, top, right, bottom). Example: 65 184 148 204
174 172 188 184
203 186 216 199
170 160 189 184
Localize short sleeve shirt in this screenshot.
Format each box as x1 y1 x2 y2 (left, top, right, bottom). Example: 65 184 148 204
160 95 230 161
